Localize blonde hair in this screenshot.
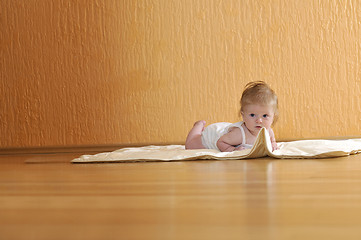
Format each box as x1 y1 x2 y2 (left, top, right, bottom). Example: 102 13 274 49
240 81 279 124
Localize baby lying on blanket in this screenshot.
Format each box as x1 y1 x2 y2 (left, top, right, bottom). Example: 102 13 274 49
185 81 279 152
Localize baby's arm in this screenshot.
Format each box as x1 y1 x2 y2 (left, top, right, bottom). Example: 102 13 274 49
269 128 279 151
216 128 243 152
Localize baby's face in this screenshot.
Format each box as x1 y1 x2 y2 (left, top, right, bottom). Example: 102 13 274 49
241 104 275 135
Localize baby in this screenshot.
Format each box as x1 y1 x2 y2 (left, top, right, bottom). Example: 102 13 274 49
185 81 279 152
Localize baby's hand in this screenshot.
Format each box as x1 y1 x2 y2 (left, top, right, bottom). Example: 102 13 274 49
272 142 279 151
234 146 245 151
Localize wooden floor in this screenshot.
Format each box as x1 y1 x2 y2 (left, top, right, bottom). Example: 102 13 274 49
2 150 361 240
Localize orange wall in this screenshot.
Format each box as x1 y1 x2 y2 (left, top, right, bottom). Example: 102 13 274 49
1 0 361 148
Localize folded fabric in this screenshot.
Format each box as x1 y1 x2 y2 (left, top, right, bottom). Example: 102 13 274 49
71 128 361 163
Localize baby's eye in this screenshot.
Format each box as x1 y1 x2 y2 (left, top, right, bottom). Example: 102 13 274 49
250 114 255 117
263 114 268 118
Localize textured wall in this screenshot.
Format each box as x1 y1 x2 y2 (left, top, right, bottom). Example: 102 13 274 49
1 0 361 148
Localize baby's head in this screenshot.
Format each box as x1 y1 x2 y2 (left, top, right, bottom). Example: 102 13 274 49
240 81 278 125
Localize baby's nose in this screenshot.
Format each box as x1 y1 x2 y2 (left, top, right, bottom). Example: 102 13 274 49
256 118 263 123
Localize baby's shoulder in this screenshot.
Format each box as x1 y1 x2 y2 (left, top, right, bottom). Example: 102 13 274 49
225 121 244 131
227 126 243 134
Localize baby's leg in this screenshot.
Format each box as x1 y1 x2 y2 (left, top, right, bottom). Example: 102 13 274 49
185 120 206 149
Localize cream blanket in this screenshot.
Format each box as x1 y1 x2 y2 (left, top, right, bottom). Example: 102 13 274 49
72 128 361 163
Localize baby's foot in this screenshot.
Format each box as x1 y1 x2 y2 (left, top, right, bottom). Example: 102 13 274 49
193 120 206 131
185 120 207 149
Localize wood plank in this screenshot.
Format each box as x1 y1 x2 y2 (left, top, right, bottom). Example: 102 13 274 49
1 152 361 239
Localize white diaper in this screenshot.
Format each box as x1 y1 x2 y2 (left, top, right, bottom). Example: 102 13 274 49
201 122 253 151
